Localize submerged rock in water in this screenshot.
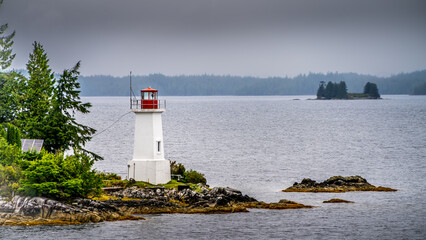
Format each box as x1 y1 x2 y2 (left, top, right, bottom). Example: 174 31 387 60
282 176 397 192
323 198 355 203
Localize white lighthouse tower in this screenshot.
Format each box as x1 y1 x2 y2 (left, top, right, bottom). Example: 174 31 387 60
127 87 171 184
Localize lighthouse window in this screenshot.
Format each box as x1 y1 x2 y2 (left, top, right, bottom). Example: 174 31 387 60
157 141 161 152
143 92 150 99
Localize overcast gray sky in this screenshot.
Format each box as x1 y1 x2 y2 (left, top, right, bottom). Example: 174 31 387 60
1 0 425 77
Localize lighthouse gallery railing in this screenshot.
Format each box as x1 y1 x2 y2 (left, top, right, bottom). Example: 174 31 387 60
130 98 166 110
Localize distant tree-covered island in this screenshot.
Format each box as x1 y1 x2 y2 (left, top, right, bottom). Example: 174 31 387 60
316 81 381 100
71 70 426 96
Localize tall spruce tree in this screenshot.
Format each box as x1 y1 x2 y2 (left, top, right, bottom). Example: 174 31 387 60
17 42 99 158
324 81 336 99
363 82 380 98
19 42 55 139
5 123 21 148
0 0 15 71
368 83 380 99
0 72 25 123
363 82 371 95
316 81 325 99
45 61 100 159
336 81 348 99
0 0 23 124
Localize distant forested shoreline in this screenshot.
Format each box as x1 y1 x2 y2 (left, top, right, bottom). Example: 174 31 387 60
76 70 426 96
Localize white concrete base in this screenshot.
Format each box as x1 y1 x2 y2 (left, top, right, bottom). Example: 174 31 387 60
127 159 171 185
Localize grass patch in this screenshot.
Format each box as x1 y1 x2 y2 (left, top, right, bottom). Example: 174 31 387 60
121 197 142 201
348 93 372 99
101 179 208 192
90 194 119 201
158 180 188 189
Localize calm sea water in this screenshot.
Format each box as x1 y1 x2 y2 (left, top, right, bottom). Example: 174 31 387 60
1 95 425 239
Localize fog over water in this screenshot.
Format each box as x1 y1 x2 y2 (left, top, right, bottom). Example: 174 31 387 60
1 0 426 77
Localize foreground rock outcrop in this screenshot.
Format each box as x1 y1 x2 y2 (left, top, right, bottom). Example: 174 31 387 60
107 186 313 214
282 176 397 193
0 186 313 225
0 196 143 226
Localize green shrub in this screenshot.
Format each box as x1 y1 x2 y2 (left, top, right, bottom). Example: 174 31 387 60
184 169 207 185
0 163 23 198
170 160 186 176
0 137 22 166
170 161 206 184
0 127 5 138
19 152 102 200
0 137 23 198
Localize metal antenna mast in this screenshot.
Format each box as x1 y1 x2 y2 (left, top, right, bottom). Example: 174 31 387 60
130 71 132 109
129 71 138 108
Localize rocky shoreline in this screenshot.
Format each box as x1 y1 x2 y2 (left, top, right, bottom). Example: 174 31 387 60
1 176 397 225
282 176 397 193
0 186 312 226
108 186 313 214
0 195 143 226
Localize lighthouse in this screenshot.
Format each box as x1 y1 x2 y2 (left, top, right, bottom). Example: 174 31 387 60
127 87 171 184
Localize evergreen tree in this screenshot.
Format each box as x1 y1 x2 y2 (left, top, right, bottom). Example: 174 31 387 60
13 42 99 158
44 61 99 159
0 72 25 123
324 81 336 99
363 82 380 98
336 81 348 99
19 42 55 139
0 0 16 71
363 82 371 94
368 83 380 99
0 2 22 124
321 81 348 99
5 124 21 149
316 81 325 99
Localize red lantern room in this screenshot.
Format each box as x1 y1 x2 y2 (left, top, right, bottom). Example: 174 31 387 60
141 87 158 109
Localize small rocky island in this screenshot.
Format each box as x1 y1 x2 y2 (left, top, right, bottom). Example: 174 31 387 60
282 176 397 193
0 185 312 226
316 81 381 100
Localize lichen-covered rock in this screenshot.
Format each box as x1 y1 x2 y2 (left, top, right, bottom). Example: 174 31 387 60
0 185 312 225
283 176 397 192
106 186 312 213
110 185 312 212
110 186 257 209
0 196 144 226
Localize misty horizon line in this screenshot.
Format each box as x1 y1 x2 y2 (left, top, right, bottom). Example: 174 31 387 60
8 68 426 79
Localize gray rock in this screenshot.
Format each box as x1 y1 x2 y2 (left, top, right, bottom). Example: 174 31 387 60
0 195 126 225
